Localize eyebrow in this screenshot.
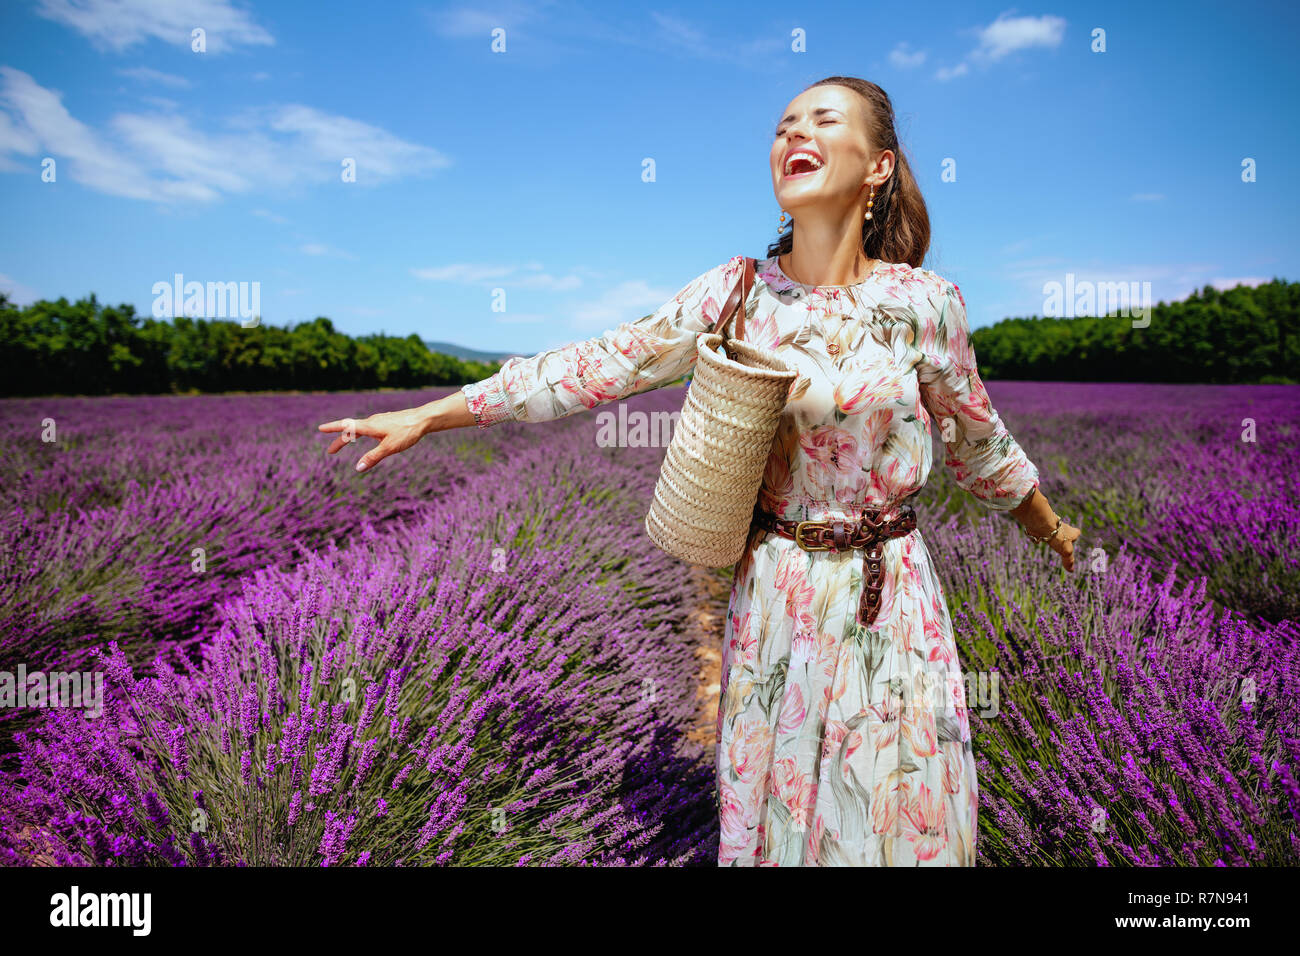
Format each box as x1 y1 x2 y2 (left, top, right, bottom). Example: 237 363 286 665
775 107 842 130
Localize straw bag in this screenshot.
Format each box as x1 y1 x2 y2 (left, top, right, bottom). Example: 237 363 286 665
644 256 798 567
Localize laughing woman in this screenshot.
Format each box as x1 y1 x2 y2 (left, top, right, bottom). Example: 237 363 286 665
319 76 1080 867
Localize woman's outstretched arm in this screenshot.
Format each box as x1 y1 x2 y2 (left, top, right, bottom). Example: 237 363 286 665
457 255 741 428
318 391 475 472
318 254 742 471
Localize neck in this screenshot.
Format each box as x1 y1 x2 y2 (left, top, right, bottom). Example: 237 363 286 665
783 212 873 285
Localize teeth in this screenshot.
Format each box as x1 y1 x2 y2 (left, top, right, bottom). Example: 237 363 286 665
784 152 824 175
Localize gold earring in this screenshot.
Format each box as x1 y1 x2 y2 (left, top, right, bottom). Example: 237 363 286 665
778 209 790 232
865 185 875 221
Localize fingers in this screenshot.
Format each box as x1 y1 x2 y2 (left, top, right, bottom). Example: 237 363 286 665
354 439 395 473
319 417 383 438
318 414 419 472
320 417 387 458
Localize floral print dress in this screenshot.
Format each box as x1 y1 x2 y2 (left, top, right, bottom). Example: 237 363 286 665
461 253 1040 867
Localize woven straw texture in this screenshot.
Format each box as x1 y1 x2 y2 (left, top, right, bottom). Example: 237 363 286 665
645 330 797 567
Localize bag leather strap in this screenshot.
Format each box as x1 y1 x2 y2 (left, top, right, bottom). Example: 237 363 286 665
711 256 756 344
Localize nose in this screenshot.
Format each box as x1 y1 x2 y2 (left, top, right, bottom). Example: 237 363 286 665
777 128 810 166
782 123 810 144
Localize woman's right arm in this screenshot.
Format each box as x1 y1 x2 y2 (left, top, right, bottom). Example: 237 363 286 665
454 255 742 429
418 390 476 432
320 255 741 470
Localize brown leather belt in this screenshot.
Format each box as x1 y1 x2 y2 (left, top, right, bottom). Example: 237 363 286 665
751 504 918 627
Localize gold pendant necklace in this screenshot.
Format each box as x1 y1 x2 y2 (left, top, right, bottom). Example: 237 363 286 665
782 254 874 357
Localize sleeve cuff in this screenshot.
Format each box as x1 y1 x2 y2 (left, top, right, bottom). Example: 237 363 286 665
1015 479 1040 510
461 373 516 429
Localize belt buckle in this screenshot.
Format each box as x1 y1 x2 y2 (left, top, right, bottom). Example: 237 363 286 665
793 520 831 552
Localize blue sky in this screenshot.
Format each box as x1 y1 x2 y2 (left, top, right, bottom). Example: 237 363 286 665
1 0 1297 355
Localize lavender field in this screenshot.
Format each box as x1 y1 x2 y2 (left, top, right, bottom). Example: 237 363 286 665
1 382 1297 866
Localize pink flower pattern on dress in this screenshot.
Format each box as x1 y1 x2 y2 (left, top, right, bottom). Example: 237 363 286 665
461 254 1040 865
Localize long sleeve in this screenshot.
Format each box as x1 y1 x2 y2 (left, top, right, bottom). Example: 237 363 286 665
460 256 742 428
915 277 1039 512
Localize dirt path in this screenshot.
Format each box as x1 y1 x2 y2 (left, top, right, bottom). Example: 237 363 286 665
683 565 731 753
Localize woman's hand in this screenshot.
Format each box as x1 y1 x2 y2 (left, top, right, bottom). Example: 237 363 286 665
1010 487 1082 571
1045 520 1082 572
318 406 436 472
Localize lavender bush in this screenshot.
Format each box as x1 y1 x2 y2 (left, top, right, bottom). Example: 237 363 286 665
1 440 716 865
0 391 521 694
923 509 1300 865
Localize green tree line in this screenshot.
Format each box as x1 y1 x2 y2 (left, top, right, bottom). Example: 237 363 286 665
0 293 501 396
2 279 1296 396
970 279 1299 384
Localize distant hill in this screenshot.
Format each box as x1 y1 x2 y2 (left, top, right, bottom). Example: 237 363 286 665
424 340 520 364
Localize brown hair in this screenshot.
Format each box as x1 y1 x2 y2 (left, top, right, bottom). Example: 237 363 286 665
766 76 930 269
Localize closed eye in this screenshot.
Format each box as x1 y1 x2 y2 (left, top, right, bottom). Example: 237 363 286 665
775 119 836 136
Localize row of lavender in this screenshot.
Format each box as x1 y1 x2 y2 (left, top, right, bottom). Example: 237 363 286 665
2 396 718 865
903 381 1300 864
937 382 1300 625
0 393 528 688
1 382 1297 864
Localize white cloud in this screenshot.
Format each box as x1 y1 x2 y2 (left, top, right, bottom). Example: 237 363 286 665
252 208 288 224
112 112 254 196
973 13 1067 62
259 104 450 183
410 265 715 331
35 0 274 53
936 12 1066 81
888 42 926 69
990 258 1277 315
0 68 449 203
413 264 515 282
426 2 781 67
0 102 40 167
0 273 39 306
411 263 581 291
426 1 545 38
0 66 175 201
568 278 679 332
116 66 191 88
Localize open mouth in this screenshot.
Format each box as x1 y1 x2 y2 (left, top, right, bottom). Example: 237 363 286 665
783 155 824 180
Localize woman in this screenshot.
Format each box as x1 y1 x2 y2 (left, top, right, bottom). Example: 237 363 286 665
319 76 1081 866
